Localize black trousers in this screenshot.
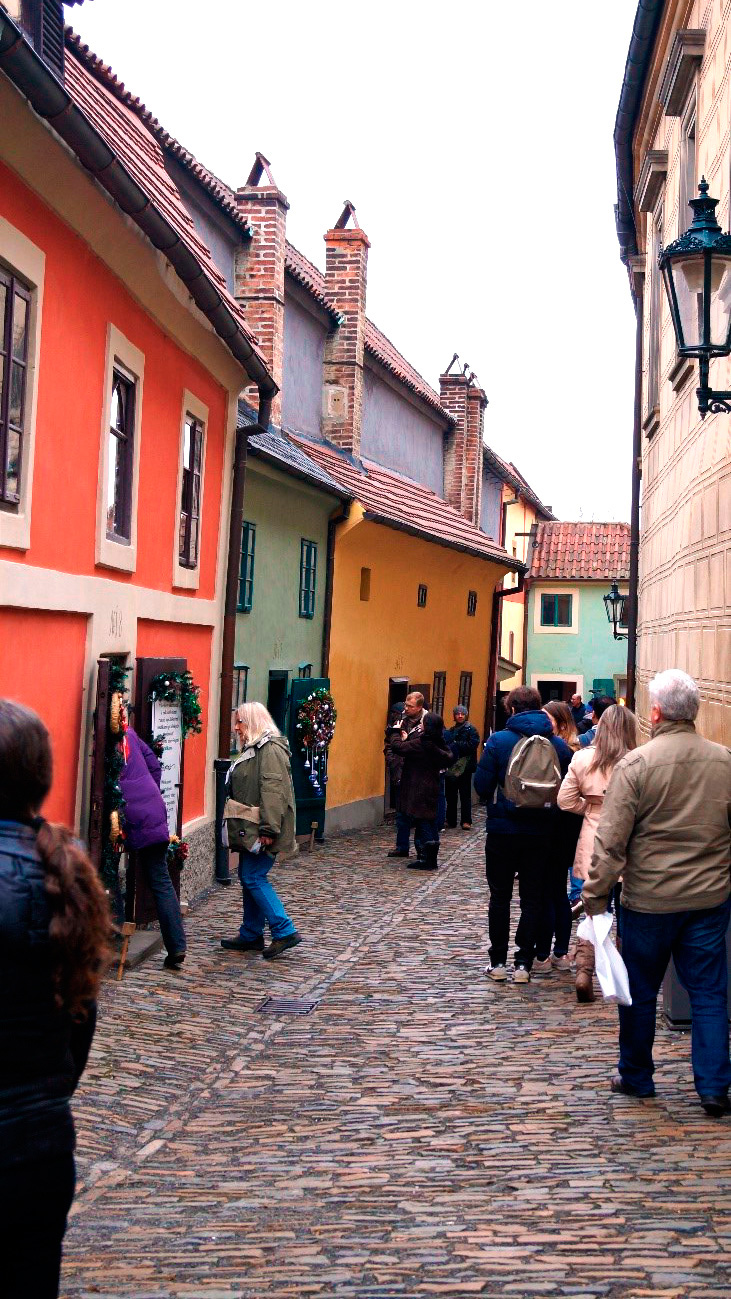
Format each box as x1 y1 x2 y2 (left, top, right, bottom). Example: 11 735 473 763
0 1152 76 1298
445 770 473 826
485 832 549 969
535 813 581 960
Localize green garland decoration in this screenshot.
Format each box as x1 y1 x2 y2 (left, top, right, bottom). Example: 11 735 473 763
148 670 202 738
295 687 337 750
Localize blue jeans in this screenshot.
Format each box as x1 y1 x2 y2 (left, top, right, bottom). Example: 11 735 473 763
238 850 296 941
619 898 731 1099
568 868 584 905
138 842 187 956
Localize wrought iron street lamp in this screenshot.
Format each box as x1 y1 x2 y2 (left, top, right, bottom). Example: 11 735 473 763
604 582 628 641
660 179 731 418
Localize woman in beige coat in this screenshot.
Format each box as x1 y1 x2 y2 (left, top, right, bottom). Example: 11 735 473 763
557 705 638 1001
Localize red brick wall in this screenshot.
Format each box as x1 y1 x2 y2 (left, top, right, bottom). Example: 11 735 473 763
323 227 370 455
235 186 289 425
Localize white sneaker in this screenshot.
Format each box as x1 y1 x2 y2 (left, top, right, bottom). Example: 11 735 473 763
532 957 553 977
513 965 530 984
485 963 508 982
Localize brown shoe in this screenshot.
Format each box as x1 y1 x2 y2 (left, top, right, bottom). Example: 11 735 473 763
575 937 596 1003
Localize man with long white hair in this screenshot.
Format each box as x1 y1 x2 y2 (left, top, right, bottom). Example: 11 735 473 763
583 669 731 1116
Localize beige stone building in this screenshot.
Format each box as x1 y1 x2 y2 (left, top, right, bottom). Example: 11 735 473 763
616 0 731 738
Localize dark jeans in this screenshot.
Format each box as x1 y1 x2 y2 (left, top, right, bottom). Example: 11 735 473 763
485 832 549 969
618 897 731 1099
535 813 580 960
446 771 473 826
0 1153 75 1297
397 812 439 851
138 842 187 957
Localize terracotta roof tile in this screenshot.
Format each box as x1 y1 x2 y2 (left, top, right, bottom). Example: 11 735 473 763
290 436 521 569
483 446 554 519
364 320 452 422
284 243 341 321
529 522 631 581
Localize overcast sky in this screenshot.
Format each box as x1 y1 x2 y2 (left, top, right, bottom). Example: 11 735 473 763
68 0 639 522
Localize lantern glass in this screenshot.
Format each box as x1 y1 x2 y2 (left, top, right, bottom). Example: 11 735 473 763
666 249 731 353
709 255 731 350
669 252 705 348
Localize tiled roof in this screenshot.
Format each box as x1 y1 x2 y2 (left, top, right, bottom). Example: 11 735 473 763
66 32 253 235
364 320 452 422
284 243 341 321
290 435 521 569
238 405 348 498
529 522 631 581
483 446 554 520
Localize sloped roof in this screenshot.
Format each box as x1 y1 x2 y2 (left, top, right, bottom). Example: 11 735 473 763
483 446 554 520
238 404 348 498
364 319 452 422
285 242 341 321
529 522 631 581
290 435 521 569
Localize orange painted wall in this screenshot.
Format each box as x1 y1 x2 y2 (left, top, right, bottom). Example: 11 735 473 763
0 607 88 826
135 619 213 823
0 160 227 596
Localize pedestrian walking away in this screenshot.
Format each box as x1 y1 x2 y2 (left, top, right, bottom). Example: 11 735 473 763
385 691 427 860
474 686 572 983
533 700 582 977
583 670 731 1116
118 704 187 970
578 695 615 747
0 699 111 1299
557 704 638 1001
387 711 453 870
221 702 302 959
444 705 480 829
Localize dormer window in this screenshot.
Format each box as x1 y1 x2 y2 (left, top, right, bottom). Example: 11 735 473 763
20 0 66 81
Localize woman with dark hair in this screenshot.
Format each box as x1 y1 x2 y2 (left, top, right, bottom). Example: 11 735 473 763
0 699 111 1298
387 711 453 870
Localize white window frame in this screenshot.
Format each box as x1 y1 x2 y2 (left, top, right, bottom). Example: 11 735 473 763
173 389 208 590
96 324 144 573
534 585 580 635
0 218 45 552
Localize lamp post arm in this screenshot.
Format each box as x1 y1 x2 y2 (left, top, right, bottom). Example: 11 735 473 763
697 354 731 416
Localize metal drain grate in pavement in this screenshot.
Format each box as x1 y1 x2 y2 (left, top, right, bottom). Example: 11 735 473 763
256 996 320 1015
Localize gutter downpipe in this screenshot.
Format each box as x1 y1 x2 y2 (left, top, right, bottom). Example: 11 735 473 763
626 271 644 712
213 388 274 883
321 500 351 678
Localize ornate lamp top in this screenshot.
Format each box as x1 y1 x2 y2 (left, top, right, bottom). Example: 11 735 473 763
660 178 731 265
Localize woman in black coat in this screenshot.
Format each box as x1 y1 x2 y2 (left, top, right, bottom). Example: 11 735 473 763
0 700 110 1298
388 712 453 870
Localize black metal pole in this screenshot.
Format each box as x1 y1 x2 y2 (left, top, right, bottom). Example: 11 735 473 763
626 273 644 713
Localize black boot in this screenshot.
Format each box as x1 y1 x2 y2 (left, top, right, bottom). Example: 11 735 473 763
408 841 438 870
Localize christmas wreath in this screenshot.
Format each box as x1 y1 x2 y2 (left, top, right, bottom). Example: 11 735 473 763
295 688 336 795
148 670 202 738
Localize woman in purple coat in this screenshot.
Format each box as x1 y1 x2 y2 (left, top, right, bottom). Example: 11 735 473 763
119 714 186 970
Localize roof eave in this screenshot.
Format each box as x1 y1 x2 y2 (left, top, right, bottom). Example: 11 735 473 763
0 12 276 395
614 0 665 268
361 509 524 572
246 438 352 501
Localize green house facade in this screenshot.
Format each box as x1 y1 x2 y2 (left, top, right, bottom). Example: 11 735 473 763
233 413 348 733
524 522 630 706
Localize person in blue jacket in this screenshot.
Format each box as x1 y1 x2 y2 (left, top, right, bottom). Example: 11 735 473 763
474 685 572 984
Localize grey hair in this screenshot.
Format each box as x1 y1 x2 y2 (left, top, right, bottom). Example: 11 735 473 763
649 669 700 722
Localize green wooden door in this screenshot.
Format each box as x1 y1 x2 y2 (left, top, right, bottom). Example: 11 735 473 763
288 677 330 840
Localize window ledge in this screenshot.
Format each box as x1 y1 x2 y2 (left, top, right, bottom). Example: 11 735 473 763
97 535 137 573
643 405 660 439
659 29 706 116
669 353 694 393
172 562 200 591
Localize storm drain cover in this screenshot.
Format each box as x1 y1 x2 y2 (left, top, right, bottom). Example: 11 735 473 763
256 996 320 1015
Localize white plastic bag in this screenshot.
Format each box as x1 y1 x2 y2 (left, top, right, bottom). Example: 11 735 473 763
576 912 632 1006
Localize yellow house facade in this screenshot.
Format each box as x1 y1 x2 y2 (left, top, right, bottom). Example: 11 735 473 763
615 0 731 739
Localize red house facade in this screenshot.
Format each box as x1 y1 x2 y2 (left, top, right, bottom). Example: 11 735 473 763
0 2 274 896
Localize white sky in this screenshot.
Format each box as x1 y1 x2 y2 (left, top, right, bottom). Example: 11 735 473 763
68 0 639 522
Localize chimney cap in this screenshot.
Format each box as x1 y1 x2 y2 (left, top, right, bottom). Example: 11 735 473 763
334 200 360 230
245 152 279 188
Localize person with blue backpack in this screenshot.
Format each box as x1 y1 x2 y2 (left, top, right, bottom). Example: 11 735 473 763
474 685 573 984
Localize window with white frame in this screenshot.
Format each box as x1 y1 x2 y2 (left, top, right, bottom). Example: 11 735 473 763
0 220 45 552
679 92 697 235
648 204 664 414
179 413 203 568
106 367 135 542
0 268 30 508
97 325 144 573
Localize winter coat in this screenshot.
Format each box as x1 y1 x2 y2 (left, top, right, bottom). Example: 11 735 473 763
570 703 586 728
473 710 573 836
444 721 480 776
557 745 615 880
388 729 453 820
0 821 96 1170
119 727 170 850
227 734 297 856
579 725 597 748
583 720 731 916
384 712 424 795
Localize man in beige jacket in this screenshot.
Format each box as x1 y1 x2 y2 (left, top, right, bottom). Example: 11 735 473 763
583 669 731 1116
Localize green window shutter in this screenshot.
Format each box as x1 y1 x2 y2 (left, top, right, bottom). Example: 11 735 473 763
238 522 256 612
299 539 317 619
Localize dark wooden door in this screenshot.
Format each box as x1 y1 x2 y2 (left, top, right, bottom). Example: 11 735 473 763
130 656 186 925
267 671 289 732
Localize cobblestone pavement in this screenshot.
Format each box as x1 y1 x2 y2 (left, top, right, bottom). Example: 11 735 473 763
61 812 731 1298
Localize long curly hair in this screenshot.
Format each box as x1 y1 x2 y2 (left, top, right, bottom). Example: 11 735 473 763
0 699 112 1017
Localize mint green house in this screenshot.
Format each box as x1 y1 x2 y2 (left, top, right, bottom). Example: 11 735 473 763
524 522 630 706
233 409 348 732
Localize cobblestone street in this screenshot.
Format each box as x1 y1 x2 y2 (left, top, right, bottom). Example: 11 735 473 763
62 814 731 1298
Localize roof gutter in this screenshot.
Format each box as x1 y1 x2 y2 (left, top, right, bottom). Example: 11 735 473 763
614 0 665 267
0 11 276 397
361 509 525 573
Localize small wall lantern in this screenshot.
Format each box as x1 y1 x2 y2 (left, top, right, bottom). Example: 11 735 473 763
660 179 731 417
603 582 628 640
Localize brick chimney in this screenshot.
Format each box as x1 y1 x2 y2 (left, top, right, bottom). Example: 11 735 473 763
234 153 289 424
322 202 370 455
439 358 486 526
